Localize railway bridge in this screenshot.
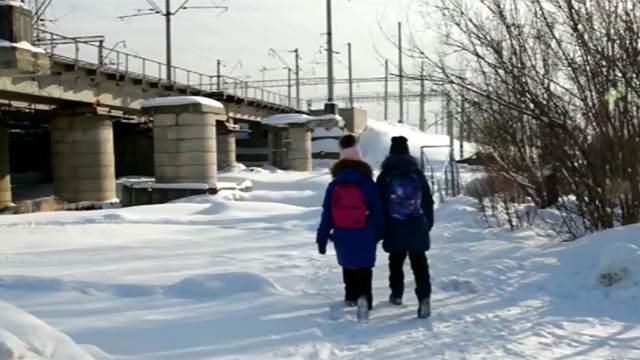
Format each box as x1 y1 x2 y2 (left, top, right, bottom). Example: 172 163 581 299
0 2 310 210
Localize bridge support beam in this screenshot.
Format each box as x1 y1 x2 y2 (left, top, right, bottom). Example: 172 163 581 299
0 126 11 209
287 126 312 171
143 99 227 186
0 3 50 75
50 115 116 203
268 128 286 169
154 112 217 184
217 121 237 170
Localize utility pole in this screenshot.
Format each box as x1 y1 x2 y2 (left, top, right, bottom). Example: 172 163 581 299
259 66 285 100
384 59 389 121
294 48 300 109
216 59 222 91
446 94 456 195
287 67 292 107
33 0 40 40
270 48 298 108
260 67 266 100
419 62 426 132
164 0 172 81
348 42 353 108
32 0 54 27
459 94 466 159
406 100 410 124
98 40 104 66
398 22 404 123
120 0 227 82
326 0 334 103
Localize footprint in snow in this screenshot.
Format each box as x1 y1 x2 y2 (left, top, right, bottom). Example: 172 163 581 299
438 277 479 294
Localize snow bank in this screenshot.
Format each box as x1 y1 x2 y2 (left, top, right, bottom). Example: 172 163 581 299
359 119 473 167
263 113 315 126
0 301 94 360
596 243 637 287
576 226 640 290
263 113 343 127
531 224 640 300
0 271 287 301
0 1 27 9
587 228 640 288
165 272 284 299
140 96 225 111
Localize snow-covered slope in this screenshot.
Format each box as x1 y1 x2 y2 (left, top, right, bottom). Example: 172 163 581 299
0 301 94 360
534 224 640 299
0 167 638 359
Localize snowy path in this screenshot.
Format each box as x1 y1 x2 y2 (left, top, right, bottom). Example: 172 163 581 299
1 169 639 359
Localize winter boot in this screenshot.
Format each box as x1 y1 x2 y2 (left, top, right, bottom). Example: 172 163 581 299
344 300 357 307
356 296 370 322
389 295 403 306
417 298 431 319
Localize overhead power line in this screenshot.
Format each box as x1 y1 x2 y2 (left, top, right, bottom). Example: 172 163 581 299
308 90 445 103
239 75 442 89
32 0 54 25
119 0 228 82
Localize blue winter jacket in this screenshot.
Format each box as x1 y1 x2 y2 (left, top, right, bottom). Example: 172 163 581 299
377 155 434 252
316 159 385 268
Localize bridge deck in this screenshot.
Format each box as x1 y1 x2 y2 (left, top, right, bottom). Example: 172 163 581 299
1 29 301 119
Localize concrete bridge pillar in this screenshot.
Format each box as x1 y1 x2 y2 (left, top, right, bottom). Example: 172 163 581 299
0 126 11 209
0 2 49 75
287 126 312 171
50 115 116 203
268 129 286 169
142 98 227 185
264 113 343 172
0 2 33 44
217 121 237 170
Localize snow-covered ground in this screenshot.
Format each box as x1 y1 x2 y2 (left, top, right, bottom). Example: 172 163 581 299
1 166 639 359
1 121 638 359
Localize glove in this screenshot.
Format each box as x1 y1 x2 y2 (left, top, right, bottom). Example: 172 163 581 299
318 243 327 255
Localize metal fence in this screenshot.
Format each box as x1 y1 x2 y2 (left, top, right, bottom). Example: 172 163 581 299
420 145 462 203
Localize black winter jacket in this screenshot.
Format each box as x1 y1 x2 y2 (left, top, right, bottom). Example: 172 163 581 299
376 155 434 252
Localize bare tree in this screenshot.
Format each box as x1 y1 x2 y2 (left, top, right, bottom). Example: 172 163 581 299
412 0 640 236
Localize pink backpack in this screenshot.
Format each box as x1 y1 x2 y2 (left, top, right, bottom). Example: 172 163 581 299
331 184 368 229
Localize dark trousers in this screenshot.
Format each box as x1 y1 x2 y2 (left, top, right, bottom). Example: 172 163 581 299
389 251 432 301
343 267 373 310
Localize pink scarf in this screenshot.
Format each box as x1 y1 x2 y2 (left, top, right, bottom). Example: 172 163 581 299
340 146 363 161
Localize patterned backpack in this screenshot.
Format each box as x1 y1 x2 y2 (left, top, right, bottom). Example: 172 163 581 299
387 172 423 220
331 184 368 229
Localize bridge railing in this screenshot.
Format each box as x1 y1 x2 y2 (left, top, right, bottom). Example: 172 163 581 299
33 29 297 109
219 74 296 108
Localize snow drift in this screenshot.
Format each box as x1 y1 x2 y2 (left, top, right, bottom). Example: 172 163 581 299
359 120 472 167
0 301 94 360
312 119 474 167
540 224 640 293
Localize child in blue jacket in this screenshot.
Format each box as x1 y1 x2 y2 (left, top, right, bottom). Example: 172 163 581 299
316 135 385 320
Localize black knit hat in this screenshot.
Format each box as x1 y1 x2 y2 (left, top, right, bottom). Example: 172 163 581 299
339 134 358 150
389 136 410 155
